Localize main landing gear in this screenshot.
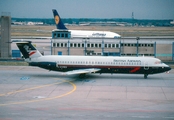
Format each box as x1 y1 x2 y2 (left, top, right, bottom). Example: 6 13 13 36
144 74 148 79
79 73 86 78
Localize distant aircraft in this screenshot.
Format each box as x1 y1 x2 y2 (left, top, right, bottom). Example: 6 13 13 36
14 40 171 79
52 9 121 39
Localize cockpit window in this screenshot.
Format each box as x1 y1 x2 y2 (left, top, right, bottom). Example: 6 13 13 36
155 61 162 64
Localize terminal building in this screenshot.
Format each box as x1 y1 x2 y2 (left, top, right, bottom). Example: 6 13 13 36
51 30 174 61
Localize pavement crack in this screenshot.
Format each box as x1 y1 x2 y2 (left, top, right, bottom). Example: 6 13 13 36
86 86 93 99
161 87 167 100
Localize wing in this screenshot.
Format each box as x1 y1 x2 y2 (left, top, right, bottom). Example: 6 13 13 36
61 68 101 75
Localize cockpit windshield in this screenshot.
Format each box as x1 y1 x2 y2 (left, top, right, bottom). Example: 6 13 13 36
155 61 162 64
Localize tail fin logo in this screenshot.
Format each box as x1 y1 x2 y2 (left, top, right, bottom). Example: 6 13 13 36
54 15 60 25
24 45 32 53
23 44 36 56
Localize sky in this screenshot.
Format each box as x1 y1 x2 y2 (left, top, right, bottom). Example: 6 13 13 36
0 0 174 19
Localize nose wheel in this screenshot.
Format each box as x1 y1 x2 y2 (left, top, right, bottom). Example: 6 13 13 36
144 74 148 79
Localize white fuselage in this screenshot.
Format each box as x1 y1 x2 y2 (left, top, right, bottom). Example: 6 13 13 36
63 30 120 39
30 55 170 72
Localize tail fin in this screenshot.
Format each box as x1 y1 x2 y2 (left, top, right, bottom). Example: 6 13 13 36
15 41 42 59
52 9 67 29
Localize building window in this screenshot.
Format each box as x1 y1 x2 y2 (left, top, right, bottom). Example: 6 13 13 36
82 43 84 47
74 43 77 47
54 33 56 38
116 44 119 48
131 44 134 47
61 43 63 47
61 33 64 38
105 44 107 48
108 44 111 48
87 43 90 48
91 44 94 48
95 44 98 48
112 44 115 48
78 43 81 47
53 43 56 47
57 43 60 47
97 53 101 55
65 33 68 38
99 44 101 48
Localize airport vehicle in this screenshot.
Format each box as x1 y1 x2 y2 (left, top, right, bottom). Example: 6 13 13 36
14 41 171 79
52 9 121 39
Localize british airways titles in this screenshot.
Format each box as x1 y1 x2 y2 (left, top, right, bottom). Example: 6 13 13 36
113 59 141 63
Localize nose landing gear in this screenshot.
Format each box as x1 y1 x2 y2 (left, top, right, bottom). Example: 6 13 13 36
144 74 148 79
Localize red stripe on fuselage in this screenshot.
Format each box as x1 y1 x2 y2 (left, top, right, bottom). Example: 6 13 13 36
130 67 141 73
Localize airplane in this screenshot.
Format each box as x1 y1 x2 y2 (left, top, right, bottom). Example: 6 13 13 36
14 40 171 79
52 9 121 39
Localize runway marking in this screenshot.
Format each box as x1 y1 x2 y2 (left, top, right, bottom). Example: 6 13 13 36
0 80 76 106
0 80 65 96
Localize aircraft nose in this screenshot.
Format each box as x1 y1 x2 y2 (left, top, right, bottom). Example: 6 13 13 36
165 66 171 72
167 66 171 71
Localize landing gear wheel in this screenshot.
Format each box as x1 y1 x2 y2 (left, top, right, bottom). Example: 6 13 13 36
144 74 148 79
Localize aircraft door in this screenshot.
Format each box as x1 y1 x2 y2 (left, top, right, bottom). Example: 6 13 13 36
91 60 95 66
56 62 59 68
85 61 89 66
144 62 149 70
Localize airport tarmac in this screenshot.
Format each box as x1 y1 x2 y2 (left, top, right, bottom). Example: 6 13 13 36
0 66 174 120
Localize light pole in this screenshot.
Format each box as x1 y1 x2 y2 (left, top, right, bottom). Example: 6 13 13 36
67 40 70 55
102 40 104 55
136 37 140 57
119 40 121 56
82 38 89 56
